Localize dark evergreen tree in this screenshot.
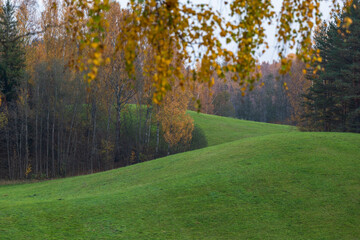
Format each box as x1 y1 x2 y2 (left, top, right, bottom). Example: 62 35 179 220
213 91 236 117
342 1 360 132
0 0 25 102
304 1 360 132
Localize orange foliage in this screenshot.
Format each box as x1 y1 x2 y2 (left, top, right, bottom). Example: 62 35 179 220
156 85 194 148
285 55 312 125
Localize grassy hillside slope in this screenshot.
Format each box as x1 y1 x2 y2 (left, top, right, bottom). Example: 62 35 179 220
1 114 359 239
188 111 295 146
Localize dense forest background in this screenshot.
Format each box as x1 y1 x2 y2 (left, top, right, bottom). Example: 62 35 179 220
0 0 359 180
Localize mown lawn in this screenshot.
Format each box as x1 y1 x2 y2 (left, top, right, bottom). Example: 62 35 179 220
188 111 296 146
1 130 359 239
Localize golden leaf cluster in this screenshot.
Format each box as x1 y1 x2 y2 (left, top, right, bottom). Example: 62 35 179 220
156 85 193 147
63 0 353 104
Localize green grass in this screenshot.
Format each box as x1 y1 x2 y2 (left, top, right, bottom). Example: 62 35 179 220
1 113 359 239
188 111 296 146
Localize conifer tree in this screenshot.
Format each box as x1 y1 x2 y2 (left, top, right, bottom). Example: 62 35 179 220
0 0 25 102
304 0 360 132
341 0 360 132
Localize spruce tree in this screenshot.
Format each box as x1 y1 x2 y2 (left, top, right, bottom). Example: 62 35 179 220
304 0 360 133
0 0 25 102
341 1 360 132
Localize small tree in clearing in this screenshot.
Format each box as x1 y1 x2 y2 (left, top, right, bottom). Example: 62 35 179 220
156 86 194 155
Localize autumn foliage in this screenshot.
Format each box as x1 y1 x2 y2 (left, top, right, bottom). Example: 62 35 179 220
0 0 201 179
0 0 358 180
156 85 194 150
62 0 353 104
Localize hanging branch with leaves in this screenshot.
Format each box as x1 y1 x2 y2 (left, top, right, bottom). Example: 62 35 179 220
62 0 354 103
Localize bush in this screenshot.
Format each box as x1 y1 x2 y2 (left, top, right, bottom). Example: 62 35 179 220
189 124 208 150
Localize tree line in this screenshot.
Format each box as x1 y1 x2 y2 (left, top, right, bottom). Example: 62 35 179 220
190 56 309 126
0 0 206 180
193 1 359 131
1 0 359 180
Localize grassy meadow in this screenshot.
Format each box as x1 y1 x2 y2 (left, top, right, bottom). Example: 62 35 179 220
0 112 359 239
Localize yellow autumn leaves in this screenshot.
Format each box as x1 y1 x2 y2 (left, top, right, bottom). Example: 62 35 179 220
63 0 353 104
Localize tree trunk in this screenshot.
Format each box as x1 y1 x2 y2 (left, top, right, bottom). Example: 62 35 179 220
106 99 112 170
35 101 38 174
19 111 23 178
115 91 122 163
46 108 50 178
52 89 57 177
147 110 152 145
156 121 160 155
136 104 142 163
6 123 11 180
90 97 97 173
25 92 29 178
